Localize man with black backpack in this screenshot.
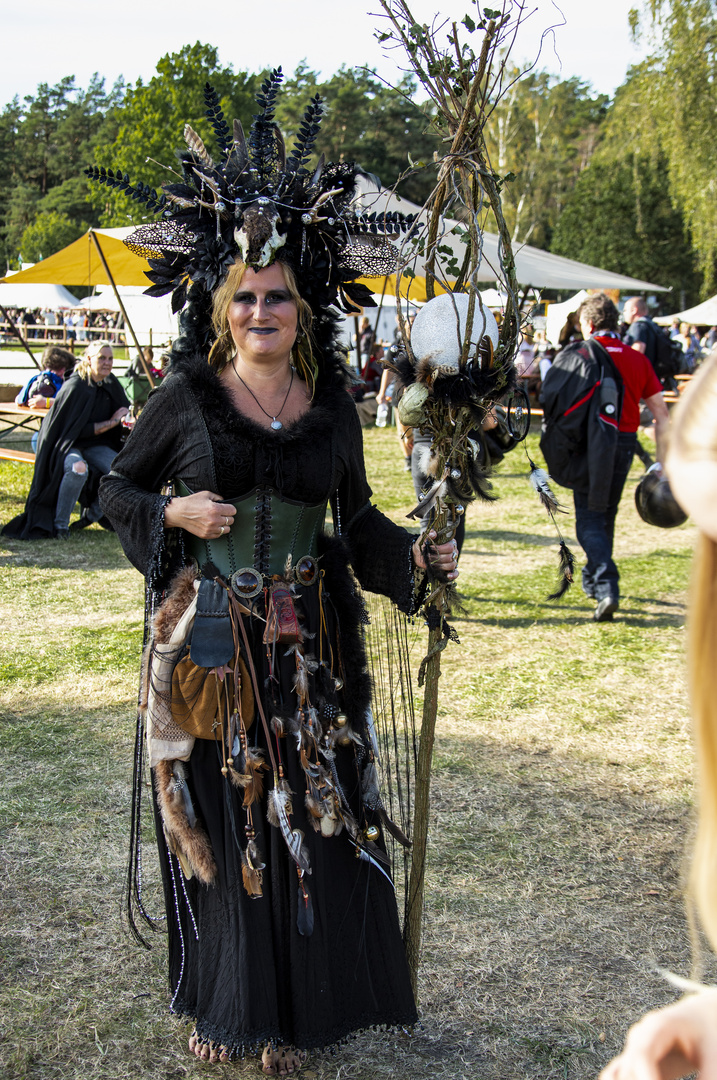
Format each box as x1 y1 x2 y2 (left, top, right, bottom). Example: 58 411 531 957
541 294 669 622
623 296 684 390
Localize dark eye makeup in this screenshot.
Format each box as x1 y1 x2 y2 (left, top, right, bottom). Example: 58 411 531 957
233 290 293 305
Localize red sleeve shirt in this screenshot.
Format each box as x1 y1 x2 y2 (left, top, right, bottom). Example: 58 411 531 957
593 335 663 432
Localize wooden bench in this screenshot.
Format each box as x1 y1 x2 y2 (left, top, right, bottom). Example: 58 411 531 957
0 447 35 463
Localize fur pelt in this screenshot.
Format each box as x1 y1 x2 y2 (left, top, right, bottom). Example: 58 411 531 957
152 565 199 645
154 759 217 885
138 566 199 714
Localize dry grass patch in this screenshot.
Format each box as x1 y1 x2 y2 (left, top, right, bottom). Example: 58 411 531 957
0 433 708 1080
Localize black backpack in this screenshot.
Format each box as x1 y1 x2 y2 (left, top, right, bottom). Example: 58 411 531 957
638 319 684 387
540 338 624 493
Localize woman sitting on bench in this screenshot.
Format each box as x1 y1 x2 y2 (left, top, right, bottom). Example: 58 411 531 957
2 340 131 540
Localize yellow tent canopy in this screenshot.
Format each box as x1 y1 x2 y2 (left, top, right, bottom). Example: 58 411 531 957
0 227 152 288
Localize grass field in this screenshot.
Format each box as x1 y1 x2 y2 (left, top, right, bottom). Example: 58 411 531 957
0 426 709 1080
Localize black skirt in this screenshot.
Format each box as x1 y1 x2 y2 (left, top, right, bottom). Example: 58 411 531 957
154 560 417 1054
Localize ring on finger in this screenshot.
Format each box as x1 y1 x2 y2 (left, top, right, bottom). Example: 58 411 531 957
219 525 225 536
224 516 230 526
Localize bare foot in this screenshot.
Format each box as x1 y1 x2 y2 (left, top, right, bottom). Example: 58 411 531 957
261 1043 307 1075
188 1030 230 1064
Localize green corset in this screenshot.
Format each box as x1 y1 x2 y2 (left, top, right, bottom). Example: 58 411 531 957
175 479 327 580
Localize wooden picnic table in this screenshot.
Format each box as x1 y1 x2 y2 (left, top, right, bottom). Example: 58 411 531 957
0 401 49 440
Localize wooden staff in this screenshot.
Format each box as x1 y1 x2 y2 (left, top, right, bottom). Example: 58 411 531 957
377 1 522 996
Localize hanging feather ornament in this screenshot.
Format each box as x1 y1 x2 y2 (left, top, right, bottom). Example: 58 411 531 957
529 463 564 517
527 456 576 601
296 871 314 937
241 839 265 898
268 781 311 873
548 540 576 601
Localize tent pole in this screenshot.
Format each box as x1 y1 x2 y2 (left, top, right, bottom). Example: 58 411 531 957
89 231 155 388
0 303 42 370
353 314 361 374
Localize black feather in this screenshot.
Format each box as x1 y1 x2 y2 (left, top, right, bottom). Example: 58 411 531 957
547 540 575 601
203 83 231 156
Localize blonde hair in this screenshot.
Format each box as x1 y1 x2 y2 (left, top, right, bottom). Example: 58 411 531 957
74 339 113 382
207 259 318 394
670 352 717 951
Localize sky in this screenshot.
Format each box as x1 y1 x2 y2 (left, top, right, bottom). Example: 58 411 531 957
2 0 643 108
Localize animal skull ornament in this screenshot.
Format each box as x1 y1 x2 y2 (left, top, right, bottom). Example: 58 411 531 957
234 198 287 268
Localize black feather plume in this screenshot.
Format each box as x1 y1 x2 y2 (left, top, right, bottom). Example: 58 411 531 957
250 68 284 184
547 540 575 601
203 83 231 157
286 95 324 176
84 166 164 213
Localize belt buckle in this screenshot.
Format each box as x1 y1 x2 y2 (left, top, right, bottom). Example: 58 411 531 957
230 567 263 599
294 555 318 586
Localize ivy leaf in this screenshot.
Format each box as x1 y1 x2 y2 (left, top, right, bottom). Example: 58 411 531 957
462 14 476 32
484 7 501 18
403 266 416 279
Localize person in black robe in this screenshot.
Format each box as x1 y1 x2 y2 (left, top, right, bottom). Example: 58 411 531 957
2 340 130 540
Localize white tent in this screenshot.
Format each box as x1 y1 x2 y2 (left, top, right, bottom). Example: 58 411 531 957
0 278 79 309
354 179 669 295
73 284 177 346
655 295 717 327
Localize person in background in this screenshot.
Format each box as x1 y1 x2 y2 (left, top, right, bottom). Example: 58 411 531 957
376 314 416 471
15 346 74 408
675 322 698 372
600 351 717 1080
573 294 669 622
703 326 717 351
557 311 583 349
3 340 131 539
63 310 76 342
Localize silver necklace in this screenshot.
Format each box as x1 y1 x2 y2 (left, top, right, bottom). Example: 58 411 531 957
232 361 294 430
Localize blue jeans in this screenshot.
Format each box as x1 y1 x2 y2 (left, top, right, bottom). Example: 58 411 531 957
573 433 636 603
54 444 117 530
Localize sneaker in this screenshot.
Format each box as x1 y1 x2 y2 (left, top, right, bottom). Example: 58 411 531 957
55 528 70 540
404 457 412 471
594 596 618 622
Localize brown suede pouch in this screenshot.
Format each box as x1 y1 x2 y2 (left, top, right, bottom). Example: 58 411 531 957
171 656 255 739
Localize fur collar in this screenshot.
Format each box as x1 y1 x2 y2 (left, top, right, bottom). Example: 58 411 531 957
162 351 355 446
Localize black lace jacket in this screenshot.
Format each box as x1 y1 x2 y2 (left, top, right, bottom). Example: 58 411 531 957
99 354 420 611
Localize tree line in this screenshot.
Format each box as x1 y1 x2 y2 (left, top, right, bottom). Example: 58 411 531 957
0 2 712 308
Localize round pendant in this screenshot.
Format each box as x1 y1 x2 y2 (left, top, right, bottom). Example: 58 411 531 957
271 419 283 430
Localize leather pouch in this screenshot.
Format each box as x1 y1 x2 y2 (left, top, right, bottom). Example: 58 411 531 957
263 584 303 645
190 577 235 668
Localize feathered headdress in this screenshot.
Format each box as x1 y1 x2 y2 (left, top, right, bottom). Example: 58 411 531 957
86 68 417 356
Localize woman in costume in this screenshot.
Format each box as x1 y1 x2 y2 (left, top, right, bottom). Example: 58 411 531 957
94 72 458 1071
600 351 717 1080
3 340 130 540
